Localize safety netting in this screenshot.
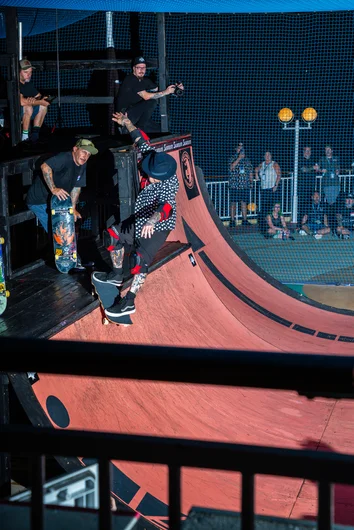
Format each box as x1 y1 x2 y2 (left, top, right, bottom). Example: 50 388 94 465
1 8 354 300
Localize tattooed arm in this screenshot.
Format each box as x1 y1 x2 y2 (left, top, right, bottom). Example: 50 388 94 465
141 211 160 239
70 187 82 221
41 162 69 200
137 84 176 101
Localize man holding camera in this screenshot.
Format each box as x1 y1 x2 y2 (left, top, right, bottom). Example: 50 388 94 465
228 142 254 228
19 58 51 143
115 56 184 133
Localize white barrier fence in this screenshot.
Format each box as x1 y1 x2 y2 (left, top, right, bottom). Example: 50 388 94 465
206 174 354 222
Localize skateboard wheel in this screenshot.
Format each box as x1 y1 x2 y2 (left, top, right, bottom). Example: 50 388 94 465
73 252 77 259
103 318 109 325
0 237 4 244
55 255 59 260
51 209 55 215
69 208 73 214
5 290 10 298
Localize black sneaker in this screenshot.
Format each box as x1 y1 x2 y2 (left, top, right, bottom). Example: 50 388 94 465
229 219 236 228
105 295 136 317
92 270 123 287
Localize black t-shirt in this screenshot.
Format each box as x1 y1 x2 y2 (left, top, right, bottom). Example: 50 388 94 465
116 74 157 111
20 80 39 98
26 151 87 205
339 205 354 229
298 158 317 195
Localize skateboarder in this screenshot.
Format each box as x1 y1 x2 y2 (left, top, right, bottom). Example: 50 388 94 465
92 112 179 317
26 138 98 269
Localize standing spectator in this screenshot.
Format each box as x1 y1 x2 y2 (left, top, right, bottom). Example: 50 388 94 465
298 146 318 222
19 58 50 143
228 142 254 228
255 151 281 227
115 56 184 133
318 144 340 232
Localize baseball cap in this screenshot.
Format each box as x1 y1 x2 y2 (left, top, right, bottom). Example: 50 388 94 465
19 58 35 71
346 193 353 199
141 151 177 180
75 138 98 155
132 56 146 67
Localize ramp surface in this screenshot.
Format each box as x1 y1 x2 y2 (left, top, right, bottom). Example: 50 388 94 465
12 134 354 527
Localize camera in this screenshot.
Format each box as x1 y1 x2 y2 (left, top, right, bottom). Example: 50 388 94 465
173 82 184 97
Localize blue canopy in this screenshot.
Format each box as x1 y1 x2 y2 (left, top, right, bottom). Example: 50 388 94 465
0 0 353 13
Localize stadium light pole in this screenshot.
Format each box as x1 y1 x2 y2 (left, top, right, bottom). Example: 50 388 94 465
278 107 317 224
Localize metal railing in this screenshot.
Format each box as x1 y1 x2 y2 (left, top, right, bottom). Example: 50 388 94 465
206 174 354 222
2 339 354 530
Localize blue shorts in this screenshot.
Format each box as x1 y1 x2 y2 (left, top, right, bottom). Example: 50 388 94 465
229 188 251 204
307 222 326 232
21 105 40 118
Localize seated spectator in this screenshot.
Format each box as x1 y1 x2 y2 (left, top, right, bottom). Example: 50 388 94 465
266 202 291 239
300 191 330 239
228 142 254 228
336 192 354 239
19 58 50 143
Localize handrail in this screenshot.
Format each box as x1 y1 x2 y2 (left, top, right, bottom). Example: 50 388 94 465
2 337 354 398
3 338 354 530
2 424 354 530
2 424 354 483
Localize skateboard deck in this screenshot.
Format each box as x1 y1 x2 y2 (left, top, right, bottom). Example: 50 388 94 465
91 274 133 327
0 237 10 316
51 195 78 274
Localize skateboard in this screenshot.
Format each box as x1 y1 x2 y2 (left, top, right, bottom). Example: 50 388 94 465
51 195 78 274
91 274 133 327
0 237 10 316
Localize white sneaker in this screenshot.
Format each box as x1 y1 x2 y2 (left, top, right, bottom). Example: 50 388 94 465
299 229 307 236
314 233 323 240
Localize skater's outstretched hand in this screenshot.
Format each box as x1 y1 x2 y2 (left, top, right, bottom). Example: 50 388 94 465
112 112 128 125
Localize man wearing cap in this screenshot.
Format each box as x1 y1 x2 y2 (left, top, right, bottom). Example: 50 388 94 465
19 58 50 143
228 142 254 228
92 112 179 317
26 138 98 268
336 192 354 239
115 56 183 133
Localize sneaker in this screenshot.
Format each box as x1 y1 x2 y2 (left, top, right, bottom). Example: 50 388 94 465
298 229 307 236
229 220 236 228
105 295 136 317
313 233 323 240
92 270 123 287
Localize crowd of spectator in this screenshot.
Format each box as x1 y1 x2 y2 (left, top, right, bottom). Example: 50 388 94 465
228 142 354 240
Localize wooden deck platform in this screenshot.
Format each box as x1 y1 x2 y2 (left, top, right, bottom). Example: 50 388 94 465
0 239 188 340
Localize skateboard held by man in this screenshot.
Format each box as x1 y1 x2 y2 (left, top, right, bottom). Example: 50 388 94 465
91 273 133 327
51 195 78 274
0 237 10 316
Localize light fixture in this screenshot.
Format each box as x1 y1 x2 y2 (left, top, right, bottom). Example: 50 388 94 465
278 107 294 124
301 107 317 123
